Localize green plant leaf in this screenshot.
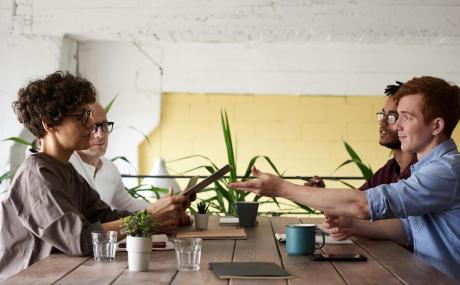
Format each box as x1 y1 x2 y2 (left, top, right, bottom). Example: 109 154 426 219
0 170 11 183
104 93 119 114
2 137 33 146
221 110 237 182
334 140 373 181
111 156 138 173
337 180 357 189
242 155 282 180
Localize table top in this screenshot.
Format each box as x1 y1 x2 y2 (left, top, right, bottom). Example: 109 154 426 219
3 216 459 285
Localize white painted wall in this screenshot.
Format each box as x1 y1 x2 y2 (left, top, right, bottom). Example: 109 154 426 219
160 42 460 95
78 41 163 185
0 34 65 193
1 0 460 191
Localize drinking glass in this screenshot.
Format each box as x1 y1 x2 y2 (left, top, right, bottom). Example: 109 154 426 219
92 231 118 262
174 238 202 271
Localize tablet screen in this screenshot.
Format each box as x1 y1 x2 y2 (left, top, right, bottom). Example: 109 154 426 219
181 164 232 196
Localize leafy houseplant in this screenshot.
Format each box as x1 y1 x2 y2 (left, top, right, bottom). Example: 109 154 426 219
121 210 156 271
334 139 374 189
169 110 319 216
194 201 210 230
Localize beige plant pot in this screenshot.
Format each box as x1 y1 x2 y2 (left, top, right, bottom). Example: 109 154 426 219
126 236 152 272
194 213 209 230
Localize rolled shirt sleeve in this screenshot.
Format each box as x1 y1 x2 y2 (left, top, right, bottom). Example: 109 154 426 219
366 158 458 221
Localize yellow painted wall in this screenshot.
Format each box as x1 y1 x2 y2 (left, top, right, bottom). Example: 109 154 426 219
139 93 460 190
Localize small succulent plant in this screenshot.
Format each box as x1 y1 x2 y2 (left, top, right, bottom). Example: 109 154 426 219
121 209 157 237
196 201 210 214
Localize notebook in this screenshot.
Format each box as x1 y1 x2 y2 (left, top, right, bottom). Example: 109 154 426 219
209 262 293 279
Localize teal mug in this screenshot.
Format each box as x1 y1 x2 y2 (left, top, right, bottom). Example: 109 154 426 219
286 224 325 255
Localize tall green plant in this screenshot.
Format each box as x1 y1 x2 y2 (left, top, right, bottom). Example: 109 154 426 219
334 139 373 188
169 110 319 216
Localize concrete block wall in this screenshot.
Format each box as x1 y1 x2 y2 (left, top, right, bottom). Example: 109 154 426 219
139 93 460 189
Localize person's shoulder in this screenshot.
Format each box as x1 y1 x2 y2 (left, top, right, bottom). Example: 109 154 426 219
373 158 397 175
9 154 60 200
419 153 460 180
100 157 118 169
20 153 56 173
68 152 82 166
436 152 460 170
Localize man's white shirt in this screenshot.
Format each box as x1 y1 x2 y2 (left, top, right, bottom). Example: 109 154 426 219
69 152 149 212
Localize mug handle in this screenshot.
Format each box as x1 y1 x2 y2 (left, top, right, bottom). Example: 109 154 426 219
314 228 325 250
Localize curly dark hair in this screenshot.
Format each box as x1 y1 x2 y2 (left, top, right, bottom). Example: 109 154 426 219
12 71 96 138
384 81 404 96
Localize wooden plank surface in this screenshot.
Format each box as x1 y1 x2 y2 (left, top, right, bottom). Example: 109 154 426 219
54 254 128 285
112 250 178 285
270 216 346 285
322 244 402 285
2 254 89 285
4 216 458 285
230 216 287 285
299 217 402 285
172 216 234 285
355 239 460 285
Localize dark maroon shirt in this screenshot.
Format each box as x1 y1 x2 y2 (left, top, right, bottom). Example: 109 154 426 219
359 155 418 191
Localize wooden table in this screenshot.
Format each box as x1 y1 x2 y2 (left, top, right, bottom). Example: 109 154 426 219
3 216 459 285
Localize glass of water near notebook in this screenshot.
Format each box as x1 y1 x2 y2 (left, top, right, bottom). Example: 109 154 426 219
174 238 202 272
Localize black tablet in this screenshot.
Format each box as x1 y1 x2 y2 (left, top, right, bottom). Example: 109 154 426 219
181 164 232 197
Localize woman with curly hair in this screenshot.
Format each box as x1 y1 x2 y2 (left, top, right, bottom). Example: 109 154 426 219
0 72 187 280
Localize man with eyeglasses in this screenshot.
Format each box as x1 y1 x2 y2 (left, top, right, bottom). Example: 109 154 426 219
306 82 417 191
359 81 417 190
69 103 183 213
230 76 460 281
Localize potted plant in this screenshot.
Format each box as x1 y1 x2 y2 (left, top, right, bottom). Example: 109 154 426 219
194 201 210 230
121 210 156 272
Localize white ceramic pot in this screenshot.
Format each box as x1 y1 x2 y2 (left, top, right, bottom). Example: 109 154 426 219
194 213 209 230
126 236 152 271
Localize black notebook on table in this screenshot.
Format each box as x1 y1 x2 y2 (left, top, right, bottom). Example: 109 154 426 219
209 262 293 279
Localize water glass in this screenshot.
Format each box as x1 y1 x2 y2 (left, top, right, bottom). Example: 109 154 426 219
92 231 118 262
174 238 202 271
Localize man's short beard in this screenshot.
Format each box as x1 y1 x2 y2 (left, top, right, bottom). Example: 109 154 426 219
380 140 401 150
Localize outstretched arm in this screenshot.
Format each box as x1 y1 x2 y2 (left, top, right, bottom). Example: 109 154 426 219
229 167 370 219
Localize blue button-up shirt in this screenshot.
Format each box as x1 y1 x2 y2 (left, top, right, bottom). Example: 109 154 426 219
366 139 460 281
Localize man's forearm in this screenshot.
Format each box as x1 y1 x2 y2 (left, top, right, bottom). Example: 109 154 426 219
352 219 408 245
282 182 370 219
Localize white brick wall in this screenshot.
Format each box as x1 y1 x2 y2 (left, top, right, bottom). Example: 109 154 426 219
1 0 460 191
13 0 460 44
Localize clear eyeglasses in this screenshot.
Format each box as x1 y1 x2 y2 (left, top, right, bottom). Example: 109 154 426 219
376 111 398 125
